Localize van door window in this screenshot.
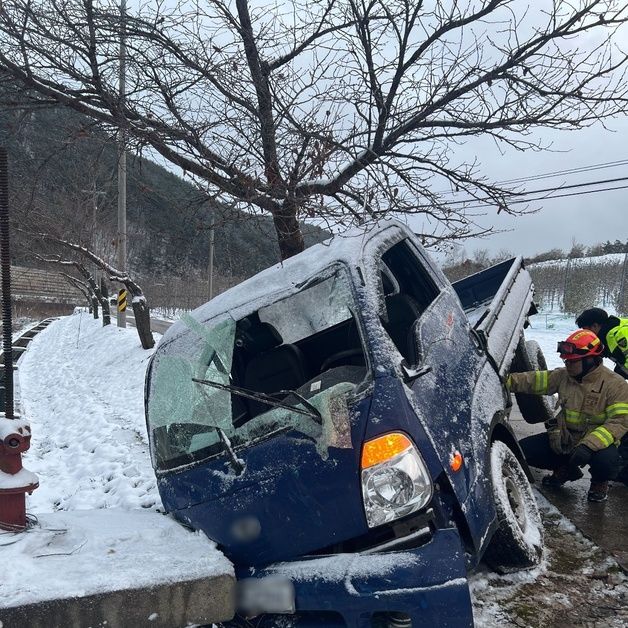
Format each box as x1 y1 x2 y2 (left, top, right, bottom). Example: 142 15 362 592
380 240 440 363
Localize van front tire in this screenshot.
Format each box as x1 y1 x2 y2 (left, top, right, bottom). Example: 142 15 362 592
483 441 543 574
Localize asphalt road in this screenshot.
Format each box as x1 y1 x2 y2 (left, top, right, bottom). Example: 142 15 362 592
123 312 172 335
509 403 628 573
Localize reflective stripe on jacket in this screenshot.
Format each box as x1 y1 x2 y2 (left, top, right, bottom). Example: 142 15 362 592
508 364 628 452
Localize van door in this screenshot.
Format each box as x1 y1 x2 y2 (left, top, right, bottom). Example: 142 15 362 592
378 239 485 503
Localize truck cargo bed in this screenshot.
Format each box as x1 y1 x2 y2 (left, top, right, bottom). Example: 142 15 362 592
452 257 536 375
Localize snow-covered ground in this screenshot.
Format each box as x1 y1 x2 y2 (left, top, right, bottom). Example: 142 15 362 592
3 310 625 626
526 311 580 370
529 253 626 270
18 313 161 513
2 313 232 614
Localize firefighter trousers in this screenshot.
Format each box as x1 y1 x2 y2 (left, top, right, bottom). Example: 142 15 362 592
520 432 620 482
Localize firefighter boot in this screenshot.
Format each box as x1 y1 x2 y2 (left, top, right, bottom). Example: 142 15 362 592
542 465 583 487
587 480 609 503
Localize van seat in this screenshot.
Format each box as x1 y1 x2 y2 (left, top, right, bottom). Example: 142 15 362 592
244 344 308 417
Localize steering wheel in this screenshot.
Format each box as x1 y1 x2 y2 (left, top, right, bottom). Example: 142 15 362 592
319 349 364 372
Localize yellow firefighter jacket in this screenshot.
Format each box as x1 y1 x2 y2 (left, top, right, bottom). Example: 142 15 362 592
508 364 628 454
602 316 628 372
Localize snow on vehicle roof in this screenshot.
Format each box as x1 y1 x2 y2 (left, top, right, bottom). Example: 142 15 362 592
161 219 407 344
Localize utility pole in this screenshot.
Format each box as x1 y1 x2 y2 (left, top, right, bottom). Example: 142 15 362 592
82 183 106 284
208 213 215 300
562 258 571 313
117 0 127 328
83 181 106 236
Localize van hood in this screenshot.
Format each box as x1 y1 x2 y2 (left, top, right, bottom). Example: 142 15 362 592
156 393 372 566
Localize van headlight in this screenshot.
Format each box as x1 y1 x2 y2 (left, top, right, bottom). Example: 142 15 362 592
361 432 432 528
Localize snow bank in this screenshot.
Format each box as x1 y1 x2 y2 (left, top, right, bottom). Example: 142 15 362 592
4 314 233 609
0 509 233 606
17 313 162 513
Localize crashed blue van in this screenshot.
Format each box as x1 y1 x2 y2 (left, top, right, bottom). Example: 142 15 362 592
145 220 544 627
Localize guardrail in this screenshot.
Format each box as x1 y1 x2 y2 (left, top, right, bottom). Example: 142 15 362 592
0 319 57 408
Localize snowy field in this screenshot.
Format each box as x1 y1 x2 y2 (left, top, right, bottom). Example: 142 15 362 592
525 312 580 369
4 310 626 626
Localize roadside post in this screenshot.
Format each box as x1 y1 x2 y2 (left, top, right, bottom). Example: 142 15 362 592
0 146 38 531
117 288 128 314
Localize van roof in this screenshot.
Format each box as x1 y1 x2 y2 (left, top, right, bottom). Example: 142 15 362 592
161 219 410 343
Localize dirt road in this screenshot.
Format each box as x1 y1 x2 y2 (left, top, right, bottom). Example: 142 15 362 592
470 405 628 627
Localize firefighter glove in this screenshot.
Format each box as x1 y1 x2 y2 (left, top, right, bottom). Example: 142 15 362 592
569 444 593 470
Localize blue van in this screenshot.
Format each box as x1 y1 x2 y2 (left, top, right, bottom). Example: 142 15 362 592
145 220 544 627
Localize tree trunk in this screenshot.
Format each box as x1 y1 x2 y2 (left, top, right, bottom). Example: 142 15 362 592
87 277 110 326
273 203 305 260
83 273 110 327
91 295 99 319
99 293 111 326
130 294 155 350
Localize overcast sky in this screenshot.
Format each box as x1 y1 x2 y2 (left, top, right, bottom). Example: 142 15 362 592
412 106 628 261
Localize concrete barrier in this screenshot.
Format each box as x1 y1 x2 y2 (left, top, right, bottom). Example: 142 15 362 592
0 574 235 628
0 509 236 628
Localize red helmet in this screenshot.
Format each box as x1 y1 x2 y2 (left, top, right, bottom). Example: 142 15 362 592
557 329 604 361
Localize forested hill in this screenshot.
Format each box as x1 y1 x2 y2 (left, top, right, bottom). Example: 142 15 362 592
2 101 329 289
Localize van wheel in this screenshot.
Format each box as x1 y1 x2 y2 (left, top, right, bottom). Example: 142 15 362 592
483 441 543 574
510 336 555 424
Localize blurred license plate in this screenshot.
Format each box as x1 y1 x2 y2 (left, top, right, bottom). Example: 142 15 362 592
237 577 295 617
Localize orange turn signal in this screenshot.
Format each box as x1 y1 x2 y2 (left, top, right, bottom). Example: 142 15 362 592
361 433 413 469
450 450 464 472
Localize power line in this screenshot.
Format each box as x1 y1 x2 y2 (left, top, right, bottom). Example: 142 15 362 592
494 158 628 186
434 157 628 195
505 183 628 205
444 175 628 207
461 182 628 211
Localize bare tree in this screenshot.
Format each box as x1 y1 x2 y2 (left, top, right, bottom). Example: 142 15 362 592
61 271 99 317
2 1 628 259
35 254 112 326
33 236 154 348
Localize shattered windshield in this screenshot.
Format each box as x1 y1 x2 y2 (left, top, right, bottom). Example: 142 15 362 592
146 265 368 470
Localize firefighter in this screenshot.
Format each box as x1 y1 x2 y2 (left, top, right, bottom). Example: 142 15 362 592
507 329 628 502
575 307 628 378
576 308 628 484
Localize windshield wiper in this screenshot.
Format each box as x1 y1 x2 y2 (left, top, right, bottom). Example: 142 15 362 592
192 378 322 424
269 389 322 418
216 427 245 475
206 348 229 377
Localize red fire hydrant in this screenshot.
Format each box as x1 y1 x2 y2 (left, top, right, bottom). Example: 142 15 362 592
0 415 38 531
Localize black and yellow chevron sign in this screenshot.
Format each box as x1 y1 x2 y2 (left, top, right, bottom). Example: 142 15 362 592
117 289 128 312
